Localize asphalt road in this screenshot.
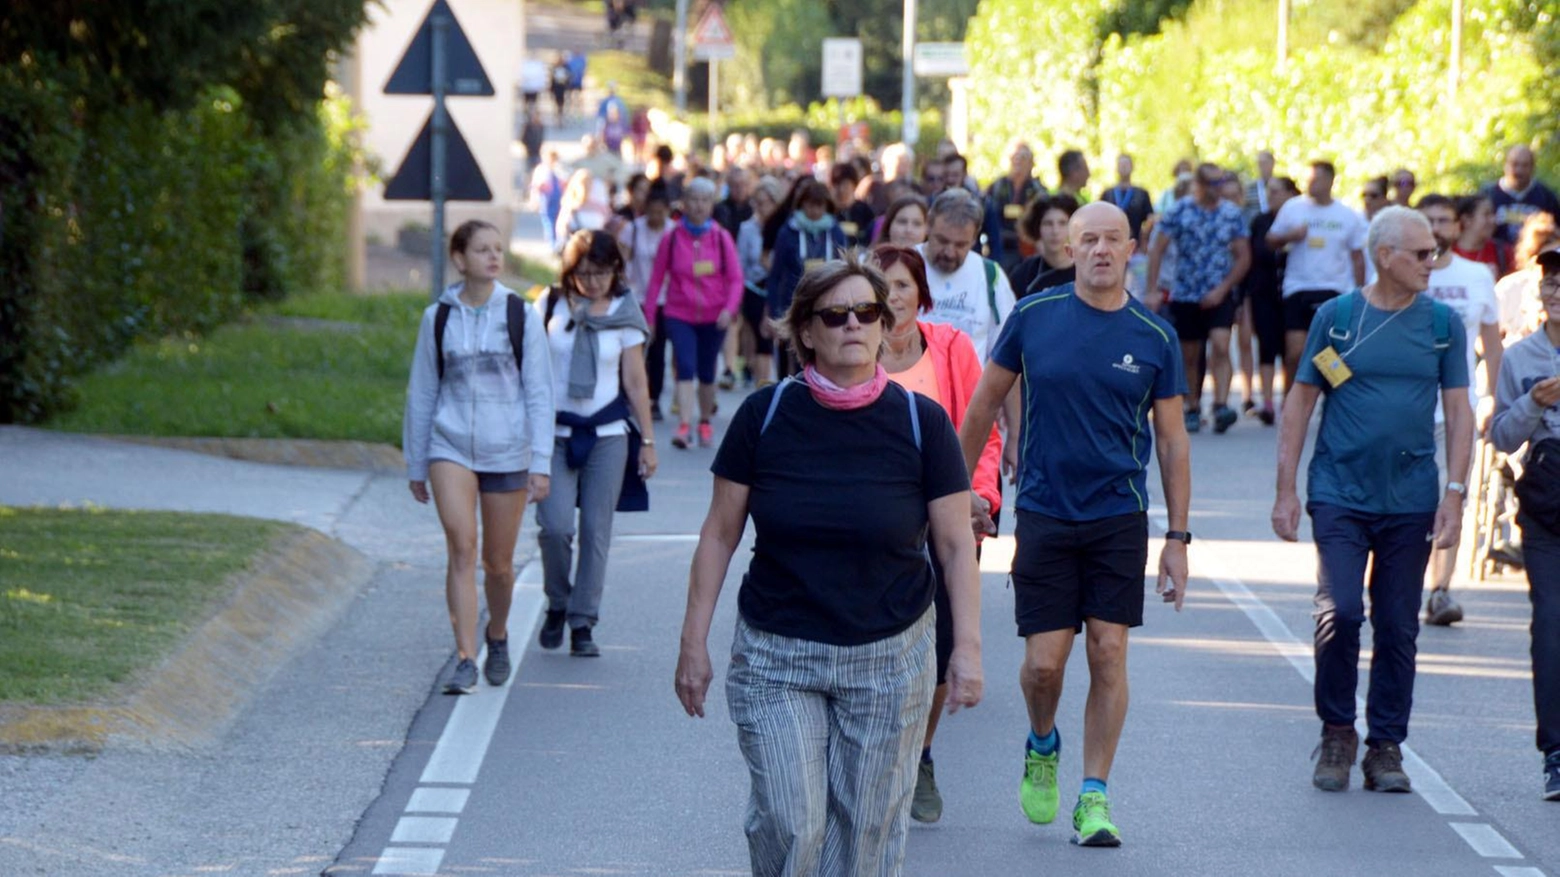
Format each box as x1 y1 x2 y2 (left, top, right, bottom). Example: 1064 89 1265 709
328 399 1558 877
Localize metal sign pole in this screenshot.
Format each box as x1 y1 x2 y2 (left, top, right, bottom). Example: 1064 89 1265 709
430 12 449 300
708 58 718 153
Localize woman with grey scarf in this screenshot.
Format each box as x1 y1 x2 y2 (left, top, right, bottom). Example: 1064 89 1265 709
536 230 658 656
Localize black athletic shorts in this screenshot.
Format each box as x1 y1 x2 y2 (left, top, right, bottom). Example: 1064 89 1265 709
1169 297 1236 342
1012 510 1148 636
740 287 774 355
1282 288 1341 334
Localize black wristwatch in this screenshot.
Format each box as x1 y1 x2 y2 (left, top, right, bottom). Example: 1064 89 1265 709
1164 530 1193 544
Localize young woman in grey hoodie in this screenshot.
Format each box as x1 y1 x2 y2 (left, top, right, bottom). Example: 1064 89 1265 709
403 220 556 694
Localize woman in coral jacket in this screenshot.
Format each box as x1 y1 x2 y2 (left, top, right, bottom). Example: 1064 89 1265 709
871 243 1002 824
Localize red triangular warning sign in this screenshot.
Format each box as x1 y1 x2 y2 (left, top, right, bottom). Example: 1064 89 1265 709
691 4 733 46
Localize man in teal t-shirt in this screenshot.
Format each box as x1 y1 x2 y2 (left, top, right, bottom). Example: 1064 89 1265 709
959 202 1192 848
1272 206 1472 796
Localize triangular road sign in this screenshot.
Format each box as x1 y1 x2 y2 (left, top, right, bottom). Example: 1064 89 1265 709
383 111 493 201
691 4 733 46
384 0 495 96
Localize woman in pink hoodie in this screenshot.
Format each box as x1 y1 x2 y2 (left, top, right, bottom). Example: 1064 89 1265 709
873 243 1003 824
644 177 744 449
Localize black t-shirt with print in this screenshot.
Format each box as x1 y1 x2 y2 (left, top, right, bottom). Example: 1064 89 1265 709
711 382 970 646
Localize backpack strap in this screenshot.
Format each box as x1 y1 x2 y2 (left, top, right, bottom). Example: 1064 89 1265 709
434 303 452 381
983 258 1000 324
760 378 793 434
1328 290 1359 345
506 293 527 374
1430 299 1452 351
903 384 921 452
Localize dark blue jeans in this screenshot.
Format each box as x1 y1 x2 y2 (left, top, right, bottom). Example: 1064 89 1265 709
1518 512 1560 756
1309 503 1435 745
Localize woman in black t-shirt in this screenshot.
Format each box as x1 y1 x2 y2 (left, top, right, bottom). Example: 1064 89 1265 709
675 252 984 875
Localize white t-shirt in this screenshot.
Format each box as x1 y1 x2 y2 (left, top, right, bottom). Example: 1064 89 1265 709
914 246 1016 362
1270 197 1368 296
543 295 648 438
618 216 669 305
1496 268 1541 343
1425 255 1499 413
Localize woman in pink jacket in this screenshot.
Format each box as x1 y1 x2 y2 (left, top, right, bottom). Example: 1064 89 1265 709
873 243 1003 824
644 176 744 448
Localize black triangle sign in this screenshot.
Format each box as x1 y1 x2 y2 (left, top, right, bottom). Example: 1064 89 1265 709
383 111 493 202
384 0 495 96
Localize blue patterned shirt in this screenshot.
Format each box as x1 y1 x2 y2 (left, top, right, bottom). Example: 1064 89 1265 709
1157 197 1248 303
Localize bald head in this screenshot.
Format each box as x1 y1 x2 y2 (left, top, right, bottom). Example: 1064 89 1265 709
1067 203 1135 295
1506 145 1536 191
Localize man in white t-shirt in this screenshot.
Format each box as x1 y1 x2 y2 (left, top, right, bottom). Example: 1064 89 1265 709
1420 194 1503 626
1266 160 1368 394
916 188 1016 362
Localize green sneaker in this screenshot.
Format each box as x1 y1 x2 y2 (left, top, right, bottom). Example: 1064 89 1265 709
1072 791 1121 847
1020 748 1060 824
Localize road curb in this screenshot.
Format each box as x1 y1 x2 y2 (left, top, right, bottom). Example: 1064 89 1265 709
108 435 404 473
0 527 374 754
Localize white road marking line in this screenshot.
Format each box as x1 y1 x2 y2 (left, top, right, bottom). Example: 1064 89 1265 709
405 787 470 814
1495 867 1548 877
391 816 459 845
1450 823 1523 859
373 562 544 873
1208 573 1479 817
419 576 544 785
616 534 700 542
371 846 444 876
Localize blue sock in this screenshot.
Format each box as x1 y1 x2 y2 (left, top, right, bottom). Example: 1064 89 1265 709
1081 777 1108 797
1027 727 1059 756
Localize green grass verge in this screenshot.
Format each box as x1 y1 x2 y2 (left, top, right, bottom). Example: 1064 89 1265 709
47 291 431 446
0 507 288 704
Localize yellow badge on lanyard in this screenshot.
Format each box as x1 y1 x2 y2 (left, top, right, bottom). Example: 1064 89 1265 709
692 259 716 277
1004 203 1024 220
804 258 825 272
1311 346 1354 388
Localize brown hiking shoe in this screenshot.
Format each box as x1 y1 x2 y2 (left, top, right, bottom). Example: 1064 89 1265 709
1362 741 1413 793
1312 724 1358 792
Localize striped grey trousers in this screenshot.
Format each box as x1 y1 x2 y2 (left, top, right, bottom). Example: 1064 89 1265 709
725 609 936 877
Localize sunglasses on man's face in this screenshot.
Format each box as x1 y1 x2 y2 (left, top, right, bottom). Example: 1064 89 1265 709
812 302 884 328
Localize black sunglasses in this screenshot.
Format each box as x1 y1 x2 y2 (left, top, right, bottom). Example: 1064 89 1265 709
812 302 885 328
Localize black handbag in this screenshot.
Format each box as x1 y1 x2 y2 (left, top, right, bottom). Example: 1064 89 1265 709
1516 438 1560 533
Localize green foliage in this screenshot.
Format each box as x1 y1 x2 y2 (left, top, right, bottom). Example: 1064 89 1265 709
705 99 945 156
724 0 835 110
48 292 427 446
0 2 370 423
965 0 1558 195
0 506 288 705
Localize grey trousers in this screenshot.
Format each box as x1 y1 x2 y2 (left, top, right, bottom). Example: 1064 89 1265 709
725 609 935 877
536 434 628 629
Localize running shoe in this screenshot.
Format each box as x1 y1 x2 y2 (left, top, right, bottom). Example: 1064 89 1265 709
1544 750 1560 801
911 759 943 823
718 370 737 390
1071 791 1121 847
538 609 566 650
1362 741 1412 793
1258 405 1276 426
650 402 664 422
697 420 715 448
1020 747 1060 824
444 658 478 695
670 423 692 449
1183 410 1202 434
483 634 511 686
1213 405 1238 434
1424 589 1464 626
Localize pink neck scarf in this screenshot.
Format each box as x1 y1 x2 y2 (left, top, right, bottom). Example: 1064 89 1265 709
802 364 890 410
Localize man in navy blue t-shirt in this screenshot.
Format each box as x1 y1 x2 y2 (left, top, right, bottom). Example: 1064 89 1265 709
959 201 1192 847
1273 206 1472 796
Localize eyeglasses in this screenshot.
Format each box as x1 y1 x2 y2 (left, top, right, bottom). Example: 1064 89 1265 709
1362 190 1385 199
1539 279 1560 300
812 302 885 328
1392 246 1443 264
575 270 613 283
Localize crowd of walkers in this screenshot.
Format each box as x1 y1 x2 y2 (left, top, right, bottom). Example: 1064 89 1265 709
404 130 1560 872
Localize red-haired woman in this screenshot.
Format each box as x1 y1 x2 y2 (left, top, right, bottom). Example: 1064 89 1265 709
873 243 1003 824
